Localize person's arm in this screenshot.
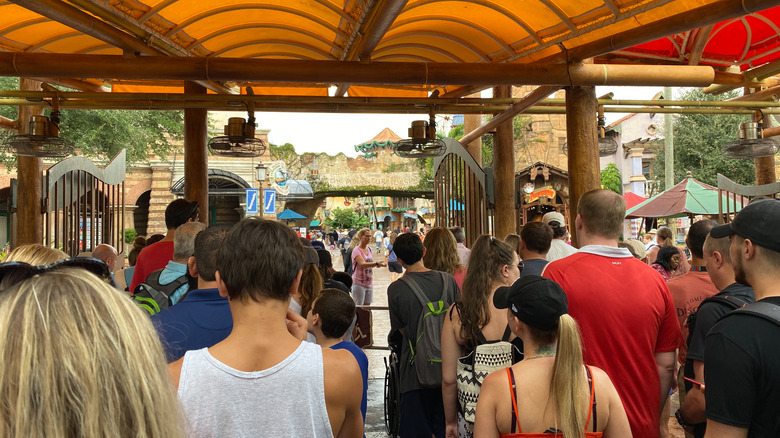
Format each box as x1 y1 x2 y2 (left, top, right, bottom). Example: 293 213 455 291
472 370 502 438
441 305 463 438
704 421 748 438
655 351 675 413
168 357 184 390
598 369 633 438
323 349 364 438
680 360 706 424
354 251 384 268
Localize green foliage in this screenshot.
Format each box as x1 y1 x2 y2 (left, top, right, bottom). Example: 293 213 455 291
325 207 370 229
600 163 623 194
653 88 755 189
269 142 298 162
0 77 184 168
446 115 537 168
124 228 137 244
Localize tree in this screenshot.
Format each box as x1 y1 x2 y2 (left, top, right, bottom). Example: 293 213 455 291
653 88 754 189
0 77 185 168
600 163 622 194
326 207 355 229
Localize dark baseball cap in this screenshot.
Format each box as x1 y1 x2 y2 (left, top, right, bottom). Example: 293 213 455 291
710 198 780 253
493 275 568 331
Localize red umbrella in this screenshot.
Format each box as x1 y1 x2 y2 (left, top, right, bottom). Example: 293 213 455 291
602 6 780 70
622 192 647 210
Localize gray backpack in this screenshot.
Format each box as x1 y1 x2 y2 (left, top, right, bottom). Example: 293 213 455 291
400 272 453 388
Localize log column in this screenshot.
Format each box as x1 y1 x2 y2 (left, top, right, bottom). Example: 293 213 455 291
184 81 209 224
15 78 43 247
493 86 516 238
565 86 600 247
462 93 482 163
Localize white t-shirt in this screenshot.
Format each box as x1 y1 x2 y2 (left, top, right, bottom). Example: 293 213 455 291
373 230 383 242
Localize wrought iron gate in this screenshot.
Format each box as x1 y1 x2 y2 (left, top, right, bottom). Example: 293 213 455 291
44 150 126 256
432 138 492 246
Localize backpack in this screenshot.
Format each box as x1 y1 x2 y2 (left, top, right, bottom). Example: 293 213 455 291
726 300 780 327
400 272 454 388
132 269 189 316
457 324 522 430
684 294 750 347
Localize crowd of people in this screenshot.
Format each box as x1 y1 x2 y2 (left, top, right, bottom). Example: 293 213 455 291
0 191 778 438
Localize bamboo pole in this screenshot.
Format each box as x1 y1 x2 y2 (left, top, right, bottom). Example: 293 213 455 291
183 81 209 224
493 86 516 239
0 52 717 87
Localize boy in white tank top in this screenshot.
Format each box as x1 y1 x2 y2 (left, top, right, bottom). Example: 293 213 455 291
168 218 363 438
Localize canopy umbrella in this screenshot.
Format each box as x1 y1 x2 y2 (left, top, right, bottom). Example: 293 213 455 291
626 173 743 218
277 209 307 221
622 192 647 210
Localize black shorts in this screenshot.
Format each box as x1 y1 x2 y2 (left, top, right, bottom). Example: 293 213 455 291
388 261 403 273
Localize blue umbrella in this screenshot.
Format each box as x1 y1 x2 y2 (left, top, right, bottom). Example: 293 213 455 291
277 209 306 220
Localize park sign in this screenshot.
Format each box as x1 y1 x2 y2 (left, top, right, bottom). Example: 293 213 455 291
527 186 556 204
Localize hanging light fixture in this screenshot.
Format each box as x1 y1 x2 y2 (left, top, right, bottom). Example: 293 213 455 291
2 86 73 158
597 105 618 156
209 87 266 157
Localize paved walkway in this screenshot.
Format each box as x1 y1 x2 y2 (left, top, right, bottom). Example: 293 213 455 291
339 249 686 438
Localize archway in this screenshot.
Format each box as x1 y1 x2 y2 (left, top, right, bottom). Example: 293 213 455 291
171 169 252 225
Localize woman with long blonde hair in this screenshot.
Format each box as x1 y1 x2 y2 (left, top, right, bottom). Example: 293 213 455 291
0 268 185 437
350 227 385 306
474 276 631 438
441 235 521 436
3 243 68 264
423 227 467 290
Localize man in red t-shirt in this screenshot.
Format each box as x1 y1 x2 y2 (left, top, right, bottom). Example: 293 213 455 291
130 198 200 293
544 189 681 438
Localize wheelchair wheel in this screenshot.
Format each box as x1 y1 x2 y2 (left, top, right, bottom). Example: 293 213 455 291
384 351 401 437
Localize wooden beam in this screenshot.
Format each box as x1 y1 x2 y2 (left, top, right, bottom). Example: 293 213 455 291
29 77 108 93
183 81 209 224
0 115 18 131
0 53 719 88
728 85 780 102
460 86 560 145
335 0 408 96
565 86 600 247
493 85 516 239
560 0 778 63
10 0 234 94
688 25 714 66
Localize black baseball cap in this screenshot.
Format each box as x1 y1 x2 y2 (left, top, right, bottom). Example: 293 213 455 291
493 275 568 331
710 198 780 253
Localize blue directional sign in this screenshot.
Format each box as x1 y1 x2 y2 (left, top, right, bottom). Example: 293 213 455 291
263 189 276 215
246 188 259 214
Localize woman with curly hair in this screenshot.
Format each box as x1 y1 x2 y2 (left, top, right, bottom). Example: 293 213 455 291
441 235 522 436
423 227 467 290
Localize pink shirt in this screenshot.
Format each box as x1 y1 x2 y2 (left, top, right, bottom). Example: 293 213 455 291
351 246 374 288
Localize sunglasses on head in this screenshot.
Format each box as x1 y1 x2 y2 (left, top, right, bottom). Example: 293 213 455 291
0 257 116 289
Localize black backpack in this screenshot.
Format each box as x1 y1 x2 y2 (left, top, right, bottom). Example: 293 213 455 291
685 294 750 347
132 269 189 316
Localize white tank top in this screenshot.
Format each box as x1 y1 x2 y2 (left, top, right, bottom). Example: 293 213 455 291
178 342 334 438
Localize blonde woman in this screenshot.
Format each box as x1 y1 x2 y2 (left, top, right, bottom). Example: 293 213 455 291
350 227 385 305
0 268 185 437
3 243 68 264
423 227 467 290
474 276 631 438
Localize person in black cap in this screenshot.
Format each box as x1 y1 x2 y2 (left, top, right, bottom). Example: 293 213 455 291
701 198 780 438
474 275 631 438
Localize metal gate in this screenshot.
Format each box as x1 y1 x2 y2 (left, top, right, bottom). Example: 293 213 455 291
432 138 492 246
717 173 779 223
44 150 126 256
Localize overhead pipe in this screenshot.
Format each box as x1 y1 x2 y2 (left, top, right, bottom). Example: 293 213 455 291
0 52 718 87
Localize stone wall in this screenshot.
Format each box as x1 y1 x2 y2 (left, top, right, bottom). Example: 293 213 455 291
512 86 569 171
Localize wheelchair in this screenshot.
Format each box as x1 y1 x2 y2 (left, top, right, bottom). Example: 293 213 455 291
384 335 401 437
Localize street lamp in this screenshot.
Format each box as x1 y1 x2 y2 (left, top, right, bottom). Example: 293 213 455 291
255 163 267 182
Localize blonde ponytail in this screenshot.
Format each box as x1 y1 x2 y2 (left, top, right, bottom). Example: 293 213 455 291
550 314 586 438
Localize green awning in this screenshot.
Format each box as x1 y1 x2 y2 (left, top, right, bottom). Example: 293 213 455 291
310 220 321 227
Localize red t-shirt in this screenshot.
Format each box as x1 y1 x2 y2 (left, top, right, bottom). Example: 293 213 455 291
667 270 719 364
129 240 175 293
544 246 682 438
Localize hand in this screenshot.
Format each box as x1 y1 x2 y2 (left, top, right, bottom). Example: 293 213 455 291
445 423 459 438
285 309 308 341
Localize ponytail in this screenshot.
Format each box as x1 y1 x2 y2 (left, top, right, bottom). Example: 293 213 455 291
550 314 586 438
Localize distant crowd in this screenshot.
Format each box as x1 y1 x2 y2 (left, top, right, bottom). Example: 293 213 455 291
0 190 778 438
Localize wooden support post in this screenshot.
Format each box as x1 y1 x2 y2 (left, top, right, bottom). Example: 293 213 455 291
184 81 209 224
462 93 482 163
15 78 43 248
493 86 516 238
565 86 600 247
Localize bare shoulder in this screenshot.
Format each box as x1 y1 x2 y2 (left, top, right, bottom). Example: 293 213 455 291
168 357 184 390
588 366 622 400
322 348 362 384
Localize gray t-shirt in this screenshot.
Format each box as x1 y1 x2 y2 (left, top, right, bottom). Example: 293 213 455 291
387 270 459 393
178 343 333 437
